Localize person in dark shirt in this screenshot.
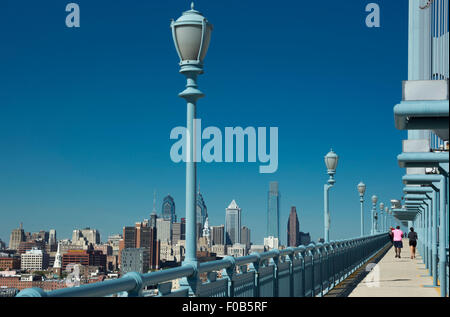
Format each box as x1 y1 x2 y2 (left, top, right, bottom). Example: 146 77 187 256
407 227 418 259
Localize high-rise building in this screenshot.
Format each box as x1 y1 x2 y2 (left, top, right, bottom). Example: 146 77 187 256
0 239 6 250
211 225 224 246
156 218 172 243
118 223 159 270
172 221 185 244
8 223 25 250
267 182 280 240
196 191 208 228
107 234 122 256
162 195 176 223
49 229 56 246
225 200 241 246
240 226 251 251
287 206 300 247
72 228 100 247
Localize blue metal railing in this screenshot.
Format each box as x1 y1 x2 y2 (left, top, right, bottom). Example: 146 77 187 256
16 233 390 297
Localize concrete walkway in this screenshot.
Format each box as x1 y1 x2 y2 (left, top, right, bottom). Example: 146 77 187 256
349 239 440 297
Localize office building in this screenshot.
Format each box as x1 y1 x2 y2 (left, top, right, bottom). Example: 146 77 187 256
241 226 251 251
211 225 224 246
225 200 241 246
156 218 172 243
62 249 106 272
21 248 49 271
196 191 208 228
120 248 149 274
287 206 300 247
172 221 185 244
162 195 176 223
72 228 100 247
8 223 25 250
267 182 280 239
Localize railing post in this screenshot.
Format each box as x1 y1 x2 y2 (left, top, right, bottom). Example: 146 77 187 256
285 248 294 297
221 256 236 297
123 272 144 297
271 250 280 297
249 253 261 297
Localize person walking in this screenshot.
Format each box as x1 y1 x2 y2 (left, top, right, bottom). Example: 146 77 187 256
392 226 403 258
408 227 418 259
388 227 394 244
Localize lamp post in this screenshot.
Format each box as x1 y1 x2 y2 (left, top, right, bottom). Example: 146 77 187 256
379 202 385 232
371 195 378 235
357 182 366 237
324 149 338 242
171 2 212 293
384 206 389 233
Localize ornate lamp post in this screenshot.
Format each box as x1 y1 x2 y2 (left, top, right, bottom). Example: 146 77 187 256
371 195 378 235
324 149 338 242
357 182 366 237
379 202 385 232
171 2 213 292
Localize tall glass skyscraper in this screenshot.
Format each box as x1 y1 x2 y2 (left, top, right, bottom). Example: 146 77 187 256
267 182 280 239
162 195 176 223
196 191 207 227
225 200 241 246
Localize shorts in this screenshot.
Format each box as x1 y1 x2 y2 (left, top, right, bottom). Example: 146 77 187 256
393 241 403 248
409 240 417 247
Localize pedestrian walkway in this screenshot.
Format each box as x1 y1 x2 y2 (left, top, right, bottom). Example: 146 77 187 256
349 239 440 297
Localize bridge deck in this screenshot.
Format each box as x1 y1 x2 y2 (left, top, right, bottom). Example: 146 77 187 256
349 239 439 297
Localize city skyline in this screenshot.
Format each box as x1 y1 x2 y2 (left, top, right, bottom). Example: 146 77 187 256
1 0 409 246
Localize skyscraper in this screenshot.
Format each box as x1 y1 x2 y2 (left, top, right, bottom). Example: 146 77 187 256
211 225 225 246
162 195 176 223
8 223 25 250
241 226 251 251
225 200 241 246
49 229 57 246
287 206 300 247
267 182 280 240
196 191 208 228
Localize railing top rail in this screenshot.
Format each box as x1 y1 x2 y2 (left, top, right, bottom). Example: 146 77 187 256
16 233 389 297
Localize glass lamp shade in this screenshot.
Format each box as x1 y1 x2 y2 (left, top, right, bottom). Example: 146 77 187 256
380 202 385 210
171 3 213 63
371 195 378 204
357 182 366 195
324 149 338 172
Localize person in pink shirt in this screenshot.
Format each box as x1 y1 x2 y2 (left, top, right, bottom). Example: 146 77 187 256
392 226 404 258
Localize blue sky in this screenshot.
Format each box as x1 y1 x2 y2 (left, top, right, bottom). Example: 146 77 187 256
0 0 408 245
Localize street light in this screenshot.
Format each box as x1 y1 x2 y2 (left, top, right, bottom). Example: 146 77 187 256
379 202 385 232
371 195 378 235
324 149 338 242
384 206 389 233
171 2 213 291
357 182 366 237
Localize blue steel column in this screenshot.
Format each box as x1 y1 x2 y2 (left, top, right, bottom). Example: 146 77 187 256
324 171 335 243
432 190 438 286
360 194 364 237
178 66 204 294
371 202 376 235
438 176 447 297
324 184 331 242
